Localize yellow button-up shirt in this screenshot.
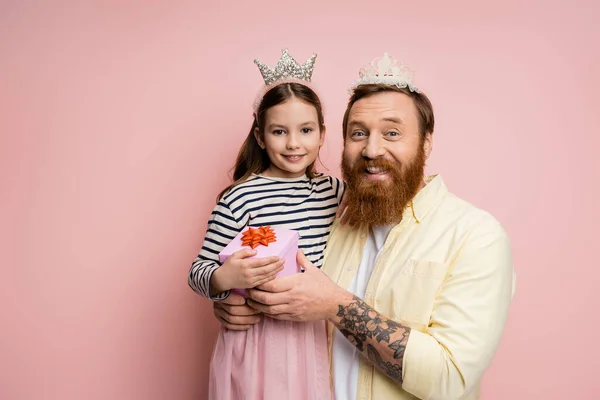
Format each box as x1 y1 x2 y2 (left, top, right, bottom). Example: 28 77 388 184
322 175 515 400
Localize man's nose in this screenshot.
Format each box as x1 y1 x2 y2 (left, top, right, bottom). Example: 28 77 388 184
362 134 385 159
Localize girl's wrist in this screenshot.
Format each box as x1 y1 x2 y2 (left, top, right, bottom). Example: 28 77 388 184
211 267 231 294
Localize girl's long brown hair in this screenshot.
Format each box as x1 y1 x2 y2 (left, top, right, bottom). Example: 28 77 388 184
217 82 325 202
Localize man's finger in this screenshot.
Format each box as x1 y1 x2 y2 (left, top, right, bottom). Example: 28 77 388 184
296 250 317 271
221 313 261 325
216 316 254 331
340 208 349 225
252 274 277 288
218 302 261 316
214 306 262 324
337 203 348 222
219 293 247 306
246 299 268 313
247 288 290 306
253 274 296 292
246 299 289 315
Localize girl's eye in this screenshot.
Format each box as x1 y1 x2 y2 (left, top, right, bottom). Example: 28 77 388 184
273 129 285 135
301 128 313 134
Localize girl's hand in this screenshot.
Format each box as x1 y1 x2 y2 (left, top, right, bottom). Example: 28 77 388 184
212 248 285 293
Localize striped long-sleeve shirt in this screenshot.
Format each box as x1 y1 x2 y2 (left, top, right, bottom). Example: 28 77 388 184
188 173 345 300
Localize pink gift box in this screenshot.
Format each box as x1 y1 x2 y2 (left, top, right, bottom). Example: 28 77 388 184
218 226 300 297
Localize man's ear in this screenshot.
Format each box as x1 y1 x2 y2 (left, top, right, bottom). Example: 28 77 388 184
254 127 265 149
423 132 433 160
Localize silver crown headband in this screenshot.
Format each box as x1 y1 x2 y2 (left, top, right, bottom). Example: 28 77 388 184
349 52 420 94
252 48 318 114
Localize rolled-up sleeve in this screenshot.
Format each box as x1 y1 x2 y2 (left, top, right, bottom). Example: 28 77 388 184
401 218 516 400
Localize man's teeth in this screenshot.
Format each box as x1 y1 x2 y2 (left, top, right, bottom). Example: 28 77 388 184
367 166 388 174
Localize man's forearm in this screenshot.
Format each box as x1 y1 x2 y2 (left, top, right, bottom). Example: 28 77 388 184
330 295 411 384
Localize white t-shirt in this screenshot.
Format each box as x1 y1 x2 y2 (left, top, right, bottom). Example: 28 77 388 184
332 225 394 400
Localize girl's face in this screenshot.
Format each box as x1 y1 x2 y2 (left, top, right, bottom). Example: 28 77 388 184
255 97 325 179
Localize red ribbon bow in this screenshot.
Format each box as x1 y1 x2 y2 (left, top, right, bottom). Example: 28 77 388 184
241 226 277 249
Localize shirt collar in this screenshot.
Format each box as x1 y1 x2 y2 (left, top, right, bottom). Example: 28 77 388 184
404 174 448 223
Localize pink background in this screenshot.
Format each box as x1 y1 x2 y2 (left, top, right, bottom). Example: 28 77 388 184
1 0 598 399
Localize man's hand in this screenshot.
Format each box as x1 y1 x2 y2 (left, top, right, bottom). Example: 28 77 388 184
246 251 353 322
213 292 262 331
246 250 411 385
335 195 353 226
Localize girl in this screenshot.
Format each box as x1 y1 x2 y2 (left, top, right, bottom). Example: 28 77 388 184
188 49 344 400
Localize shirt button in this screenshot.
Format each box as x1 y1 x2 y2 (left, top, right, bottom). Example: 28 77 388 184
347 265 353 271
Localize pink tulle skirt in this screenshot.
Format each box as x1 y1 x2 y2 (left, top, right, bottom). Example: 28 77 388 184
209 317 332 400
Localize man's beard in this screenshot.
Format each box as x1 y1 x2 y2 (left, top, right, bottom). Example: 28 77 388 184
341 144 426 227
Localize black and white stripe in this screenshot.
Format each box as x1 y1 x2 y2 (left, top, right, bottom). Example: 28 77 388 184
188 173 345 300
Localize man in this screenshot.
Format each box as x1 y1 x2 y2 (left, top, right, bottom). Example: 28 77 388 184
213 52 515 399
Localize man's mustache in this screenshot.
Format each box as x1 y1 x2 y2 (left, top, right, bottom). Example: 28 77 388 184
352 158 400 172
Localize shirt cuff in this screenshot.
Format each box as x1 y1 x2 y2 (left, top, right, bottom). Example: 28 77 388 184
402 329 440 399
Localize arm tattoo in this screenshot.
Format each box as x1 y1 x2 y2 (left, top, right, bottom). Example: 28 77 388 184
335 296 411 383
367 344 403 382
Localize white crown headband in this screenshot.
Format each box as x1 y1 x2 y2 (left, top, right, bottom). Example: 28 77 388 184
349 52 420 94
252 48 318 114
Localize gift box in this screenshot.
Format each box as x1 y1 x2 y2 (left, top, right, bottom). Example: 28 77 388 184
218 226 300 297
